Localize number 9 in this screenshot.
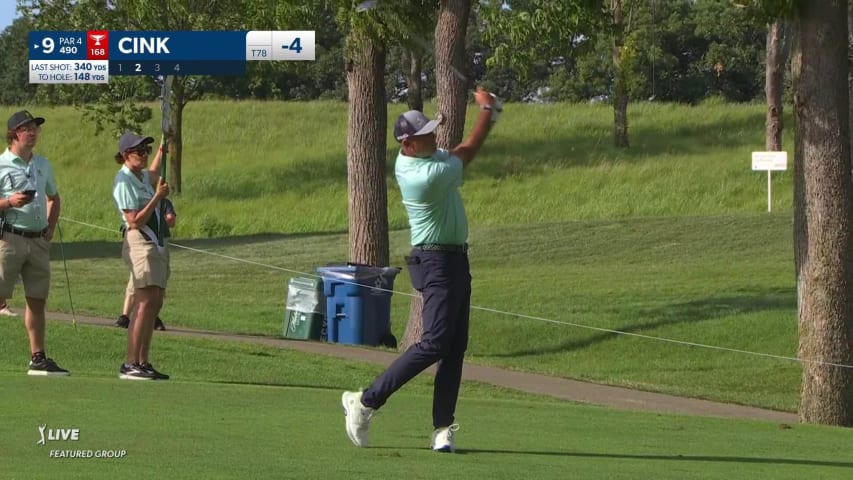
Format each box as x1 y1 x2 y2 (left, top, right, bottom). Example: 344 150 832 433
42 37 54 54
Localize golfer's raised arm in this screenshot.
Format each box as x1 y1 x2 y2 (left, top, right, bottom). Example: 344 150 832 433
451 87 499 166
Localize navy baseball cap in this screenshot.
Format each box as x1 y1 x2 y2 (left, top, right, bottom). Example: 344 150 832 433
7 110 45 130
117 131 154 156
394 110 439 142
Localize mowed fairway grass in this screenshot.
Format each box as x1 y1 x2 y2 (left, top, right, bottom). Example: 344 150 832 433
1 323 852 480
2 101 846 478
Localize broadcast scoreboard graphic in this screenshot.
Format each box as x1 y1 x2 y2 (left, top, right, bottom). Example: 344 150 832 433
29 30 315 84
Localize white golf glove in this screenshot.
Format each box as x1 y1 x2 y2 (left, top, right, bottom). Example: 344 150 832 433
484 93 503 122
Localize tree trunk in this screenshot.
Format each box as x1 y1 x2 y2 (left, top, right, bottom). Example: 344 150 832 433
612 0 629 148
168 78 184 194
849 0 853 165
346 31 389 267
792 0 853 427
399 291 425 350
404 49 424 112
400 0 471 351
766 20 791 151
434 0 471 148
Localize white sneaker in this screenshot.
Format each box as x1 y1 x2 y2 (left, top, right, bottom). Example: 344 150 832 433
342 391 374 447
431 424 460 452
0 304 17 316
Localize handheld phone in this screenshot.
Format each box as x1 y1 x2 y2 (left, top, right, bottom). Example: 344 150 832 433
22 190 36 196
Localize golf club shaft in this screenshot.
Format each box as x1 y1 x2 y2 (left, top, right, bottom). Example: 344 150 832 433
57 223 77 327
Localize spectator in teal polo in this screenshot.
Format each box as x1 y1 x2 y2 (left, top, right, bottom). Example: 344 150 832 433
342 88 501 453
0 110 68 376
112 131 171 381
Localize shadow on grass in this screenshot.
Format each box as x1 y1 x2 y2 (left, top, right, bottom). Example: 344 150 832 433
484 289 796 358
437 448 853 468
51 230 349 261
174 230 347 249
208 379 344 391
188 154 349 201
188 144 416 201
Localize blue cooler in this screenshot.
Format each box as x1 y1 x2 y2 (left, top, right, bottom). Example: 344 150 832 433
316 264 401 347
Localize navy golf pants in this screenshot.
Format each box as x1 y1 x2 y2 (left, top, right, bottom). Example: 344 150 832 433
361 248 471 428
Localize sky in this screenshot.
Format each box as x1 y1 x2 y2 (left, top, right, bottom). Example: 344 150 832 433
0 1 19 31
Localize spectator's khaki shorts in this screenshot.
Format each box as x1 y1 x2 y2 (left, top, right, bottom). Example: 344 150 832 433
0 233 51 299
123 229 169 290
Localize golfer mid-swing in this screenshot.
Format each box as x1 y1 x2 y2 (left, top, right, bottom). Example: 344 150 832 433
343 87 500 452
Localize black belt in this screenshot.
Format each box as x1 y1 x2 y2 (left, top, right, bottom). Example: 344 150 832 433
119 225 163 247
121 226 157 244
413 243 468 253
2 224 46 238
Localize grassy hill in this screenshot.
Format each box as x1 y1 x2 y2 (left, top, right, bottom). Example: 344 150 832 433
1 100 792 240
0 101 803 411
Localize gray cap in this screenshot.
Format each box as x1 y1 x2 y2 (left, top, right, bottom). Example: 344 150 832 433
7 110 45 130
117 131 154 156
394 110 439 142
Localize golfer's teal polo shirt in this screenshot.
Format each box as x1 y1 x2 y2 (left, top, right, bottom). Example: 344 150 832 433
395 149 468 246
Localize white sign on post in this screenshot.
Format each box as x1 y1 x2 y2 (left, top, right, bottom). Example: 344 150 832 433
751 151 788 212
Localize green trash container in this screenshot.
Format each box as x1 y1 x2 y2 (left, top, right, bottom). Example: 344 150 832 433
284 277 326 341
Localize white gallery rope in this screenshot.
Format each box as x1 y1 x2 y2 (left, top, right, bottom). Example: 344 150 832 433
59 216 853 370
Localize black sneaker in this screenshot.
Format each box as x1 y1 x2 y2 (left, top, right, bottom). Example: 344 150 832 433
141 362 169 380
118 363 156 381
115 315 130 328
154 317 166 331
27 357 70 376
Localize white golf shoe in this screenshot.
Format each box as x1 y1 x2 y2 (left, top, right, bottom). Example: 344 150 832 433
342 391 374 447
430 424 460 452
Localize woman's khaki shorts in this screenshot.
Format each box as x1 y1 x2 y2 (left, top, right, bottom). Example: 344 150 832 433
123 229 169 290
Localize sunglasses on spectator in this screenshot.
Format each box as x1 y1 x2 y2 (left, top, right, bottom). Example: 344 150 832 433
128 146 152 156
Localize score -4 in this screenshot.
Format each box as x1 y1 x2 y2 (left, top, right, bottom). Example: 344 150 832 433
283 37 302 53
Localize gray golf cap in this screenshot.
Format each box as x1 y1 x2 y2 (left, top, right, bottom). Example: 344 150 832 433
394 110 440 142
7 110 45 130
117 131 154 156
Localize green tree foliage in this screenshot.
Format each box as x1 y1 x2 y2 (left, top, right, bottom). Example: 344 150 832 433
0 17 38 105
480 0 605 77
544 0 768 103
694 0 767 102
0 0 813 106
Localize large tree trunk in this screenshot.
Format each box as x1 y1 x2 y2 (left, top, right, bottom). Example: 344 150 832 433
434 0 471 148
849 0 853 164
766 20 791 151
346 31 389 267
792 0 853 427
612 0 629 148
404 49 424 112
400 0 472 351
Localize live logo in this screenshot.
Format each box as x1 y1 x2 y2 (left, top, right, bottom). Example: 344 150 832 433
87 30 108 60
